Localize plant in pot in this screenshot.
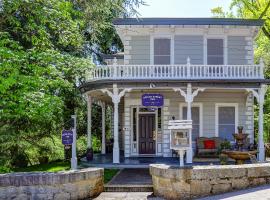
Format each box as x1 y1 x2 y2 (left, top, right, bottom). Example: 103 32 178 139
218 140 231 165
86 147 93 161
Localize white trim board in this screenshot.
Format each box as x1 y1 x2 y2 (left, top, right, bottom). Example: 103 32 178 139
215 103 239 138
179 103 203 137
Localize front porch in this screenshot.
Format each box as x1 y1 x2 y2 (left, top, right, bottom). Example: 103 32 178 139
81 153 236 168
81 79 268 165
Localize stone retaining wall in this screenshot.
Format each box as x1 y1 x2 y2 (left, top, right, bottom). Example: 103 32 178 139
0 168 103 200
150 163 270 200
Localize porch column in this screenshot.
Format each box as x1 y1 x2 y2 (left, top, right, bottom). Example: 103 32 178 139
101 84 132 164
174 83 205 163
87 94 92 148
101 102 106 154
246 84 267 161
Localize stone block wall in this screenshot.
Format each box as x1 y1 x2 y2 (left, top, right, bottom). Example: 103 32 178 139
150 163 270 200
0 168 103 200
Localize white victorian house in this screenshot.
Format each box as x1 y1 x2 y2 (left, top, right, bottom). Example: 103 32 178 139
79 18 269 164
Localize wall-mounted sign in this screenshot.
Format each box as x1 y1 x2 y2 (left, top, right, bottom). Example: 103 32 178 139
142 94 164 107
62 130 73 145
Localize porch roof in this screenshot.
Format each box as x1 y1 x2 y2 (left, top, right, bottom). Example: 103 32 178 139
113 18 264 27
79 79 270 93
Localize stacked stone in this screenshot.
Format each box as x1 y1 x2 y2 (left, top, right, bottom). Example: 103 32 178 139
0 168 103 200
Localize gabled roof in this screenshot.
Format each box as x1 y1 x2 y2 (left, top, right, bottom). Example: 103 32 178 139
113 18 264 26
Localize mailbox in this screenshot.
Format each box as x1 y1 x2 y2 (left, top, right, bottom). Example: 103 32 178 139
168 120 192 166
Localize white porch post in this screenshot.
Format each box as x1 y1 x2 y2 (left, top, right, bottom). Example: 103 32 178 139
101 102 106 154
174 83 205 163
87 94 92 148
246 84 267 161
101 84 132 164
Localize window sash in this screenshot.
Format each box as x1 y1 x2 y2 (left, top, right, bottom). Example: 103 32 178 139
207 39 224 65
154 38 171 65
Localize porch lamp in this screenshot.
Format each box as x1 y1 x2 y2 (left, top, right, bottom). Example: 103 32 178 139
168 120 192 167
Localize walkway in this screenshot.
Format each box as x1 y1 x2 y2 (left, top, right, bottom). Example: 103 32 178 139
94 185 270 200
198 185 270 200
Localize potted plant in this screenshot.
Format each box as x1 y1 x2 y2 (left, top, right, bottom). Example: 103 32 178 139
218 140 231 165
86 147 93 161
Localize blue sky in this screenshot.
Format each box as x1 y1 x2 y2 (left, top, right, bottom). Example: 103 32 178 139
137 0 232 17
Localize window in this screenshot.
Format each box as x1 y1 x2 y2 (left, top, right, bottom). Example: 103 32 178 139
182 107 200 141
216 104 238 141
154 38 171 65
207 39 224 65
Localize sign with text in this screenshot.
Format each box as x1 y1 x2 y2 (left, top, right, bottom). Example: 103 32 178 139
62 130 73 145
142 94 164 107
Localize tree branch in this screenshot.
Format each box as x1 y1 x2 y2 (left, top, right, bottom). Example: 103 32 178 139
259 0 270 19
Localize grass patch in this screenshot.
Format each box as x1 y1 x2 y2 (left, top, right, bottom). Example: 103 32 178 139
0 161 70 174
104 168 119 184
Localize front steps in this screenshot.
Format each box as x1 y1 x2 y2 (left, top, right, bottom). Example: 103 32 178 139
104 184 153 192
105 168 153 192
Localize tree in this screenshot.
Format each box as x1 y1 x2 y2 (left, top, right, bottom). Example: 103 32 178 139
0 0 144 168
212 0 270 142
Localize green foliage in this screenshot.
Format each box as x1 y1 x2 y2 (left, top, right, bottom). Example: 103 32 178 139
0 0 143 168
212 0 270 143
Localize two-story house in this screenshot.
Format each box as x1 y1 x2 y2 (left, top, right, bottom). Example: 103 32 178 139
80 18 269 164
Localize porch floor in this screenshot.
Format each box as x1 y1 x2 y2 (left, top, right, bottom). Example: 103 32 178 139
80 153 235 168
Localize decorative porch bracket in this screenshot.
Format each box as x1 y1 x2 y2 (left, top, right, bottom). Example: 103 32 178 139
101 84 132 164
246 84 267 161
173 83 205 163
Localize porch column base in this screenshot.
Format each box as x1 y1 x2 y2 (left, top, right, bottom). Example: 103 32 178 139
113 147 120 164
258 146 265 162
186 148 193 163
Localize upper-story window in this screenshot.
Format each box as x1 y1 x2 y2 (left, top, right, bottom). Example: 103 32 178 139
154 38 171 65
207 39 224 65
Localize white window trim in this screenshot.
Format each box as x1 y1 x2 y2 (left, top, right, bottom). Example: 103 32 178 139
150 34 174 65
179 103 203 137
215 103 239 138
204 35 228 65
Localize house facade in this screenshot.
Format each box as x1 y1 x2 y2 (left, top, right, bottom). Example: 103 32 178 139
80 18 268 164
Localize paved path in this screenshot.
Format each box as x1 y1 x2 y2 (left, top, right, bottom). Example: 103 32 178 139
95 185 270 200
94 192 163 200
198 185 270 200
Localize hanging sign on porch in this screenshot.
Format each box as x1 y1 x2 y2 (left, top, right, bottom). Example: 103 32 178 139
142 94 164 107
62 130 73 145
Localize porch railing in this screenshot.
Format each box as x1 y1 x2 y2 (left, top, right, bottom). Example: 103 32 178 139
87 59 264 81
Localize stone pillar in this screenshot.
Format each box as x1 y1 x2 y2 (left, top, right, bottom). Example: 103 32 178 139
87 94 92 148
101 102 106 155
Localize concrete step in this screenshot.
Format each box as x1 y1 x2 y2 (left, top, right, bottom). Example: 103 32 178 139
104 184 153 192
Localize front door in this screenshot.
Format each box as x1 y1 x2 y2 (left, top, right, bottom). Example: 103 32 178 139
139 114 156 154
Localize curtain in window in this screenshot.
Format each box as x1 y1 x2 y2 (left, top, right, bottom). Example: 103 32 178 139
154 38 171 65
207 39 224 65
218 107 235 141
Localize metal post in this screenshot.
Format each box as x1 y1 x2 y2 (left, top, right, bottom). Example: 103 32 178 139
71 115 77 170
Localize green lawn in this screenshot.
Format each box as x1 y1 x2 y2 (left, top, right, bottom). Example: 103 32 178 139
0 162 119 184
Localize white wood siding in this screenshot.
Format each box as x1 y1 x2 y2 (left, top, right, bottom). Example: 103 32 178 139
123 90 253 157
174 35 204 64
128 36 150 64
